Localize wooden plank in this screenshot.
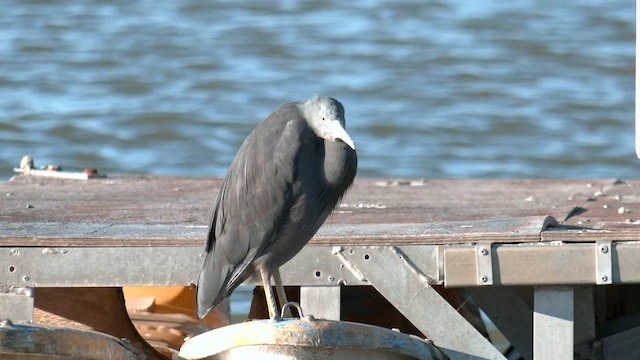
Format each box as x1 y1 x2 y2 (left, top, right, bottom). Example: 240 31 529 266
0 175 612 226
2 175 640 246
0 216 555 247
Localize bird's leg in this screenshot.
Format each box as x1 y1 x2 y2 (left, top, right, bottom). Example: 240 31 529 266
273 269 292 318
260 269 280 320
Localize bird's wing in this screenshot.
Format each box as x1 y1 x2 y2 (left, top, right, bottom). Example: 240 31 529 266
197 107 307 318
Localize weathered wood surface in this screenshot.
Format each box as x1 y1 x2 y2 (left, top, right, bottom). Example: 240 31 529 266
0 175 638 246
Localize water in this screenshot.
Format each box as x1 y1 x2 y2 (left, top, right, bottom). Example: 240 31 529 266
0 0 635 320
0 1 635 181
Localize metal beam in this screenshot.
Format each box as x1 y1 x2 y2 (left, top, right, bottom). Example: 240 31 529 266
467 287 532 360
0 246 203 287
3 242 640 288
300 286 341 320
533 286 574 360
0 246 374 288
445 242 640 287
340 246 505 360
0 287 33 323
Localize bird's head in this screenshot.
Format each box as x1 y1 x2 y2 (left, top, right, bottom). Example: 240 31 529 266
300 96 356 150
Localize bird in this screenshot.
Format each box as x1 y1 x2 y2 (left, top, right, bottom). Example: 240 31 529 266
196 96 357 320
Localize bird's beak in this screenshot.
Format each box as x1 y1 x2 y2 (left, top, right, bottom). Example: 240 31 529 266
327 120 356 150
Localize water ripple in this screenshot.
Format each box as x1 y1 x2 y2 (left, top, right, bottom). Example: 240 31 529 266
0 0 634 180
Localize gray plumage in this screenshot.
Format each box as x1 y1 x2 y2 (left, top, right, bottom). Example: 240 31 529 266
196 96 357 319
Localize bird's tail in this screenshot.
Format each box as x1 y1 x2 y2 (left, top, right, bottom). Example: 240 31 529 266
196 249 229 319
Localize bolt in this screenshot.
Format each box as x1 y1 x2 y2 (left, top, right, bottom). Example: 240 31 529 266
601 275 608 282
480 276 488 283
480 248 489 256
600 245 609 254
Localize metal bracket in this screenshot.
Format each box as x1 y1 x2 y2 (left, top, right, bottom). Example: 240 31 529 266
595 241 612 285
475 244 493 285
0 287 34 323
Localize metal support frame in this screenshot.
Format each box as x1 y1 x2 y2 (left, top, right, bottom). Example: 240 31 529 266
467 287 533 360
0 287 34 323
2 241 640 359
300 286 341 320
338 246 506 360
533 286 574 360
574 286 597 359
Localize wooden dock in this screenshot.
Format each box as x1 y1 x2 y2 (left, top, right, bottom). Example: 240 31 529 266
1 174 640 359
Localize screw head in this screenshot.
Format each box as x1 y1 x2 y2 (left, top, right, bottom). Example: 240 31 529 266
480 276 488 283
601 275 609 282
480 248 489 256
600 246 609 254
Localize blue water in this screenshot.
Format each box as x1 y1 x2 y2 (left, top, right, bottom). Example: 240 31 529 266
0 1 635 180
